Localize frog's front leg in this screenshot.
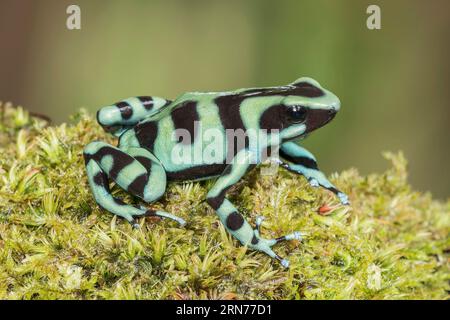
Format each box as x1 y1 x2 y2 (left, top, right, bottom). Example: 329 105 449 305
279 141 349 205
206 150 302 268
83 141 185 227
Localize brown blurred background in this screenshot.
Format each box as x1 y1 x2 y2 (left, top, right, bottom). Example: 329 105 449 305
0 0 449 198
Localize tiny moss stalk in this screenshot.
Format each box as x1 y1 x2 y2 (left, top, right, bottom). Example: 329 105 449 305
0 104 448 299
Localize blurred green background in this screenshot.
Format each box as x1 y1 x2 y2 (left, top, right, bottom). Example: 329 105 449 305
0 0 449 198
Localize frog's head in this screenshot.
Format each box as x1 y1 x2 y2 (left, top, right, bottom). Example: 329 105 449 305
275 77 340 141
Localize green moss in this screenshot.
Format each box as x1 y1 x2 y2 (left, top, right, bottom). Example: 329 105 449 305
0 103 448 300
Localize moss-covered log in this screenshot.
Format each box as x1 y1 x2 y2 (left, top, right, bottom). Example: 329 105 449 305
0 104 448 299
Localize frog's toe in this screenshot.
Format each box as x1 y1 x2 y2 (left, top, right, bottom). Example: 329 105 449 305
177 218 187 227
253 242 287 267
337 192 350 205
255 216 265 226
251 229 303 268
255 216 265 232
153 210 187 226
280 258 290 268
131 210 187 227
131 220 141 229
309 178 320 188
276 231 303 242
257 243 290 268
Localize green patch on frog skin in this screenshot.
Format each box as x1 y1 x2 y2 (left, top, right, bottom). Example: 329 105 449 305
0 104 448 300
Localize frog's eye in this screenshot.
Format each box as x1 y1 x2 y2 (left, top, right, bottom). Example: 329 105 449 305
287 105 307 123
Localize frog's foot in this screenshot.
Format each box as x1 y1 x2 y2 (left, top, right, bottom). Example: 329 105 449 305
131 209 186 228
251 216 303 268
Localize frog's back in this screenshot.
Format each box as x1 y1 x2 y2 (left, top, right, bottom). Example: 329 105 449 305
119 86 288 181
119 91 245 181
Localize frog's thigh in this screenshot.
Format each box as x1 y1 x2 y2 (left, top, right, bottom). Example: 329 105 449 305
85 141 166 203
124 146 167 202
84 143 145 222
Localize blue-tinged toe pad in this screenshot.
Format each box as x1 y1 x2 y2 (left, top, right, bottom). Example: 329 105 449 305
337 192 350 205
256 216 265 225
309 179 319 187
285 231 303 241
280 259 290 268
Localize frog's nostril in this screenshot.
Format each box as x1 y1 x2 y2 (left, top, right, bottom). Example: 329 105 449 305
330 100 341 112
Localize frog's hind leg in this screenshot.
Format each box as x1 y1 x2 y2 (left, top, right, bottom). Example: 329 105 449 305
96 96 172 136
83 141 185 227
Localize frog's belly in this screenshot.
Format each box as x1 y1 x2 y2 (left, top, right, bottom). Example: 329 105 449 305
165 163 227 182
153 133 229 181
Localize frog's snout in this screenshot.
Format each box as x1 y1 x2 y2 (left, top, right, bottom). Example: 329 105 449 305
305 106 338 134
328 107 337 116
327 106 338 121
329 98 341 112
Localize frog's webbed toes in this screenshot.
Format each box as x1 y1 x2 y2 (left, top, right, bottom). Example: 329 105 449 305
252 216 303 268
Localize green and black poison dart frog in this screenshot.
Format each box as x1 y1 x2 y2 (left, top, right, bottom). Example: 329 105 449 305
83 77 349 268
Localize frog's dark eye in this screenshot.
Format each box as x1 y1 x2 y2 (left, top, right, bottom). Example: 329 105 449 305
287 105 307 123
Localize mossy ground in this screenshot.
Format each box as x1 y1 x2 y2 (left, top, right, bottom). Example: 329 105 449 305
0 103 448 300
